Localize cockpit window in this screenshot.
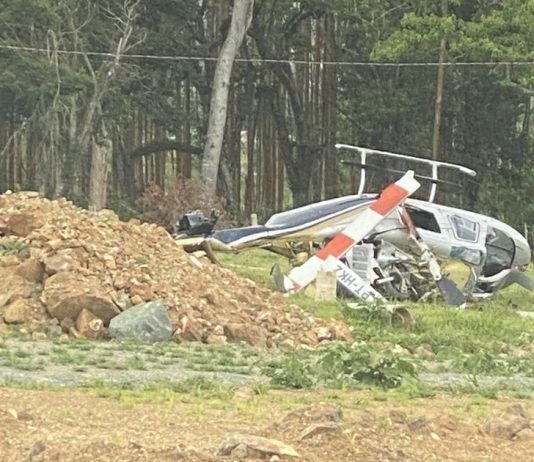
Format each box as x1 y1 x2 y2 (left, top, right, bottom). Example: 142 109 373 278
450 215 479 242
405 206 441 233
482 227 515 277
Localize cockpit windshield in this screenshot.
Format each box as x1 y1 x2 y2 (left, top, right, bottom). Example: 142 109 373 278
483 227 515 276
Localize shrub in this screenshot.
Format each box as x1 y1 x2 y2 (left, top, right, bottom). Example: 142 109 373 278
136 177 227 232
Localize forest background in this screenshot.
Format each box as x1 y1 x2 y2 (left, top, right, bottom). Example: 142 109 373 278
1 0 533 238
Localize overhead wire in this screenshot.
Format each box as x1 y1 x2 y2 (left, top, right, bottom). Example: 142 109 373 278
1 44 534 67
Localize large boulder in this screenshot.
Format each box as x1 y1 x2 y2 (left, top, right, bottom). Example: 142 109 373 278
3 299 30 324
6 212 40 237
43 272 120 324
15 258 44 283
108 301 172 342
0 271 37 303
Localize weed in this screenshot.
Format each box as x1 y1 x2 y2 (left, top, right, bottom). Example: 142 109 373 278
133 255 149 266
0 238 28 256
264 342 417 390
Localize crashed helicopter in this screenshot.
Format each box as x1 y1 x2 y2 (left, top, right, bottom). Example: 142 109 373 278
175 144 533 306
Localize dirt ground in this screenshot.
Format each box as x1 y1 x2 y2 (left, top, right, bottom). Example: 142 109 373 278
1 386 534 462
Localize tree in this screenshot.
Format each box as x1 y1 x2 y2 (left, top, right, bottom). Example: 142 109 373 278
201 0 254 195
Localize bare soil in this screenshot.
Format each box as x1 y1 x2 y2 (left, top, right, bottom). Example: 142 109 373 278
1 386 534 461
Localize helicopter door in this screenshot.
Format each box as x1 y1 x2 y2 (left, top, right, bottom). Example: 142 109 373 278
482 227 515 277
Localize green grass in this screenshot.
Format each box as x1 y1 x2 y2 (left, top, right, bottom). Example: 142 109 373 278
89 377 235 407
219 250 534 379
0 238 28 256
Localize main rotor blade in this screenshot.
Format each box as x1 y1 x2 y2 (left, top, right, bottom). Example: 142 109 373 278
437 277 467 307
341 160 459 187
504 268 534 291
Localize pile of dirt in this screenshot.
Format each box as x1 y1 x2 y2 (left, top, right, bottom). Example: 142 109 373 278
0 191 350 348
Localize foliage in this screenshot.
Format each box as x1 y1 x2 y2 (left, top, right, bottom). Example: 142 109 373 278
0 0 533 237
136 177 228 231
264 342 418 390
0 238 28 256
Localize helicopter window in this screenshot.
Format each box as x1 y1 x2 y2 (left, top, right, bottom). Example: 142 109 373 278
405 207 441 233
482 227 515 277
450 215 479 242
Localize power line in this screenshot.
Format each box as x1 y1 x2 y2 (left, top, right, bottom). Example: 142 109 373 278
1 43 534 67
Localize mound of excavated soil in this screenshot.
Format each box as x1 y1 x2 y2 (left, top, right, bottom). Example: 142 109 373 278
0 191 350 347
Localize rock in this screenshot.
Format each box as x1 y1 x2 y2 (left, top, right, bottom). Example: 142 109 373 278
0 255 20 267
433 415 459 432
217 433 300 458
176 316 205 342
408 416 431 433
204 291 221 306
75 309 104 340
130 283 156 301
516 428 534 440
0 322 9 337
482 417 530 440
43 272 120 324
7 212 39 236
130 295 144 306
503 404 530 420
108 301 172 342
392 344 411 355
46 324 62 338
31 331 47 341
113 293 132 311
298 422 343 440
3 299 30 324
415 343 434 355
230 443 249 459
224 322 267 348
389 409 408 424
113 275 128 290
0 272 36 300
0 292 11 309
68 326 83 339
15 258 44 283
206 334 227 345
43 253 80 274
316 327 333 341
60 317 75 333
29 440 47 458
289 405 343 424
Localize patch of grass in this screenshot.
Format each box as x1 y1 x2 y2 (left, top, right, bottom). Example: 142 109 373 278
0 238 28 256
218 249 290 289
132 255 149 266
264 342 418 390
89 377 235 407
124 355 147 370
219 250 534 379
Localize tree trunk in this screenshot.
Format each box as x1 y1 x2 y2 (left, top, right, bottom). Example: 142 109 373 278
201 0 254 194
88 137 110 211
432 0 448 161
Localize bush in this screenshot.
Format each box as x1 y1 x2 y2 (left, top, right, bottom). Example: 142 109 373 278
263 342 418 390
136 177 227 232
